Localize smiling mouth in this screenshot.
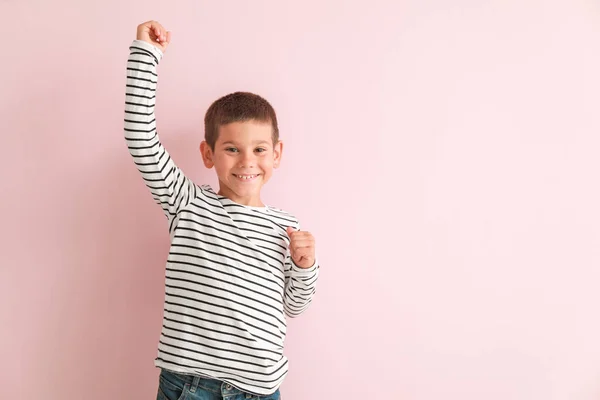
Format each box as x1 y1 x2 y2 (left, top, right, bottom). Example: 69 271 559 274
233 174 260 180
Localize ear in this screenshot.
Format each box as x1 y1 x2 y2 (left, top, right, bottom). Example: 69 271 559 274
273 140 283 168
200 141 214 168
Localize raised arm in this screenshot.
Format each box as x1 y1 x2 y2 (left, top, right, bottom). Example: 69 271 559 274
124 21 195 229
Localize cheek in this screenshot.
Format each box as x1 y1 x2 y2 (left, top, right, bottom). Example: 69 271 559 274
259 158 275 171
213 158 233 174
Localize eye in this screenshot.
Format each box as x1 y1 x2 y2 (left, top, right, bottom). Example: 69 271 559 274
255 147 267 153
225 147 239 153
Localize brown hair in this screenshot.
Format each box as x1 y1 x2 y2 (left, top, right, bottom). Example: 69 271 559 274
204 91 279 150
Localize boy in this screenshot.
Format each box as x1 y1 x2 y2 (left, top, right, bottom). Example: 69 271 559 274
124 20 319 400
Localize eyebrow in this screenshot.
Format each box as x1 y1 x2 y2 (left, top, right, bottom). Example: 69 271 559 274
221 140 271 146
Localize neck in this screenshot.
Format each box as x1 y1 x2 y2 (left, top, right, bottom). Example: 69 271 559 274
217 185 264 207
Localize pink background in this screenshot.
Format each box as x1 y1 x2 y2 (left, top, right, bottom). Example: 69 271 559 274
2 1 600 399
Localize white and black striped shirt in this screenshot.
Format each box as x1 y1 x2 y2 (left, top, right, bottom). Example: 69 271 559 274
124 40 319 395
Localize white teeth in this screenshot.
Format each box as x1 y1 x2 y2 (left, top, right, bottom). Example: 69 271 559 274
236 174 257 180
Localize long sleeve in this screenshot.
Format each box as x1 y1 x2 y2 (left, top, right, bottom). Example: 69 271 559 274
124 40 196 229
283 223 319 318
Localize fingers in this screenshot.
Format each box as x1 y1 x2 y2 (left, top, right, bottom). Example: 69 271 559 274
293 247 314 260
290 245 314 259
290 234 314 246
151 21 167 43
138 20 170 45
287 229 314 252
286 227 313 241
290 238 314 250
286 227 315 254
286 226 316 268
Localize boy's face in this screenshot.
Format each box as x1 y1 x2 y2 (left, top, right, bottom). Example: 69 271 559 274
200 120 282 207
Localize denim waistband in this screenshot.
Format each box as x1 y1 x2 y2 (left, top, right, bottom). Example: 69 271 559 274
160 368 251 397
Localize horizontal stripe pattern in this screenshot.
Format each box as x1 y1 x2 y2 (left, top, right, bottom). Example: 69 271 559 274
123 40 318 396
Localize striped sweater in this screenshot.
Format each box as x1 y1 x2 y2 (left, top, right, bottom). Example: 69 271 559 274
123 39 319 395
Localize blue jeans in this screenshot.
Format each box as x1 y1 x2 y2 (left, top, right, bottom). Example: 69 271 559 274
157 369 281 400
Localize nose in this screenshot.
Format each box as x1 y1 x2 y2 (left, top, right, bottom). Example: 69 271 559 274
238 151 256 169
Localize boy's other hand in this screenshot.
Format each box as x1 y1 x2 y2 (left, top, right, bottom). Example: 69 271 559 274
286 227 316 269
136 20 171 53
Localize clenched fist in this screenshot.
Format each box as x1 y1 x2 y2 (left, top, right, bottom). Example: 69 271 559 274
286 227 316 269
136 20 171 52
